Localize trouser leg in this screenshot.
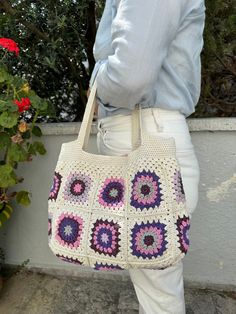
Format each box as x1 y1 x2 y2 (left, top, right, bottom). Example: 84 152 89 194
129 261 185 314
96 109 199 314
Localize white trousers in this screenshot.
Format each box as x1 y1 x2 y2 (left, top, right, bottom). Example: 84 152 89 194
96 108 200 314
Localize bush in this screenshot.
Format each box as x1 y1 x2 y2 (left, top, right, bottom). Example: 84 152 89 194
0 0 100 122
0 0 235 120
0 37 52 226
194 0 236 117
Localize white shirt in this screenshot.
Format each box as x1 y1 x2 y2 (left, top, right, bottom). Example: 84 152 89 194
90 0 206 118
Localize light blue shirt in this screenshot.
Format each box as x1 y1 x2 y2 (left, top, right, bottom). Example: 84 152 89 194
90 0 206 119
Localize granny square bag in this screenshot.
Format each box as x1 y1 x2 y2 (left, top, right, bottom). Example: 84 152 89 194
47 80 190 271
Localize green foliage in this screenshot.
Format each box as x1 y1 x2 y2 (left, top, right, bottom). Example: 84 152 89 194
0 112 18 128
30 141 47 155
0 37 52 227
193 0 236 117
0 133 11 151
0 0 235 119
0 164 17 188
0 0 98 122
16 190 31 206
31 125 42 137
8 143 28 162
0 203 13 227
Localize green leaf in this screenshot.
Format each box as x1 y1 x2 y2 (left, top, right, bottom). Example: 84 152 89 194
11 76 25 90
45 102 57 119
28 94 42 110
0 112 18 128
0 132 11 151
0 67 11 83
39 101 48 114
16 191 31 206
0 101 18 113
22 130 31 139
32 125 42 137
32 141 47 155
28 93 48 114
0 164 17 188
27 143 37 155
0 203 13 227
8 143 28 162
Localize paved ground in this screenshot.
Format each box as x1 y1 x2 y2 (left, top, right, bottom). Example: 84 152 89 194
0 270 236 314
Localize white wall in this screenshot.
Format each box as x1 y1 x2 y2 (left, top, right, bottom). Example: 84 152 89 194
0 119 236 288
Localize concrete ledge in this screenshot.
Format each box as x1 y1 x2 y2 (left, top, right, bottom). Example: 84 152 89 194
38 118 236 135
1 118 235 288
187 118 236 132
4 264 236 292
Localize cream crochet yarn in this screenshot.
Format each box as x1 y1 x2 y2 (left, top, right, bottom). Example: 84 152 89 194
48 81 190 271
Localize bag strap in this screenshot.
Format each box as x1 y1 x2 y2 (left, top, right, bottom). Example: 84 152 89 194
131 104 143 150
77 80 98 148
77 80 143 150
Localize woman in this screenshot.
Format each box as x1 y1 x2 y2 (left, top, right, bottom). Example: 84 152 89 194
89 1 206 313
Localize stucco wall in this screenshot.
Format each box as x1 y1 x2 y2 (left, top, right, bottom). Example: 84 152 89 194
0 118 235 288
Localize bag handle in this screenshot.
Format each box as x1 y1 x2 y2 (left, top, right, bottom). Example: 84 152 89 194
131 104 143 150
77 80 143 150
77 80 98 149
131 106 163 148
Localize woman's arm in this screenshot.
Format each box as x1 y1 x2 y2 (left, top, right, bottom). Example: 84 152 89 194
96 0 184 110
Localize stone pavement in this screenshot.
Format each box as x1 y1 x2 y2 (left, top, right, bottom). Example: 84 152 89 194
0 270 235 314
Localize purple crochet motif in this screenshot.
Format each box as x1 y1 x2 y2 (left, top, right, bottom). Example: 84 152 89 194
94 262 123 271
176 215 190 254
56 213 84 249
130 220 168 259
98 177 125 208
63 172 91 204
173 170 186 203
130 170 163 210
48 172 62 201
48 217 52 239
90 219 121 257
56 254 83 265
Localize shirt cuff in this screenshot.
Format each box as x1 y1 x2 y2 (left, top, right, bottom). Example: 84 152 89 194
89 59 107 89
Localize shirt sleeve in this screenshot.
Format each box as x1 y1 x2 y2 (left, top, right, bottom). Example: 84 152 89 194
96 0 184 110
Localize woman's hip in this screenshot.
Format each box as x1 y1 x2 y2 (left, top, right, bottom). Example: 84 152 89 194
97 107 200 215
97 107 195 155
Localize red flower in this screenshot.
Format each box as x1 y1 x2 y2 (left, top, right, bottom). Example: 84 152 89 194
14 98 31 113
0 38 20 56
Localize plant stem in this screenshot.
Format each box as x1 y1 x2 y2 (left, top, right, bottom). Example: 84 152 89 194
31 111 39 131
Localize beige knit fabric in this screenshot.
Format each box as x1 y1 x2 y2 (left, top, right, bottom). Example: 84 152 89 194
48 81 190 270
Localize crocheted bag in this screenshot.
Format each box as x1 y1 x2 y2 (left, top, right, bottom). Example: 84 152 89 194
48 81 190 271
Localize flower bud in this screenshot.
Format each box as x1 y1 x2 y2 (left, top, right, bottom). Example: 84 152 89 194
22 83 30 94
18 121 29 133
11 133 24 144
